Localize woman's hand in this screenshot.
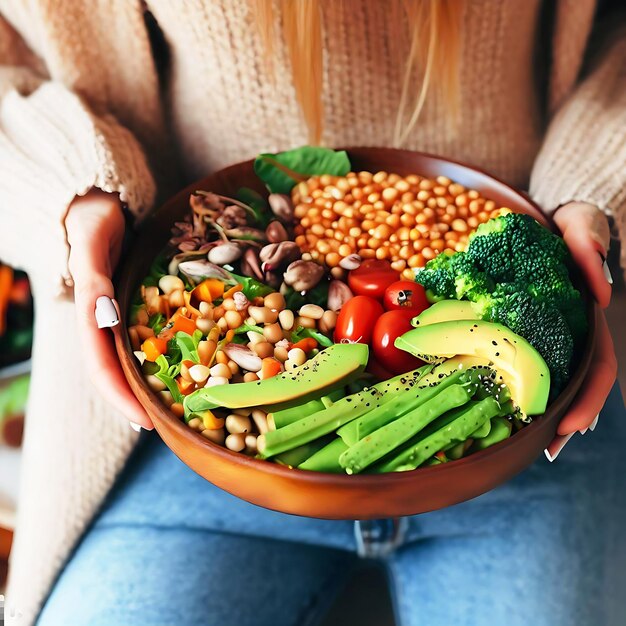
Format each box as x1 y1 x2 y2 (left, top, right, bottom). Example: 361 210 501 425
66 189 153 430
548 202 617 448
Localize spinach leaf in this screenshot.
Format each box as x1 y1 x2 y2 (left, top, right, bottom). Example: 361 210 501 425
283 281 329 310
254 147 351 194
290 326 333 348
237 187 271 227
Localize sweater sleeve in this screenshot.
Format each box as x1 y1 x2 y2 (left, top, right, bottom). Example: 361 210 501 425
0 69 156 296
529 28 626 228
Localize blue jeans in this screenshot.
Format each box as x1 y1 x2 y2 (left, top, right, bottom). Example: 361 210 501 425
39 385 626 626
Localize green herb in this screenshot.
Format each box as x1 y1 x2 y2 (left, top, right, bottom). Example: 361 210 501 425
291 326 333 348
228 272 274 299
148 313 166 335
236 187 271 227
155 355 183 404
254 146 351 194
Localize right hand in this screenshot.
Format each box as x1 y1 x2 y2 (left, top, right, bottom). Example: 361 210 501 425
66 189 153 429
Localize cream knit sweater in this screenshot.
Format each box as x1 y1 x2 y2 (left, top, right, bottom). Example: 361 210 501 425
1 0 625 623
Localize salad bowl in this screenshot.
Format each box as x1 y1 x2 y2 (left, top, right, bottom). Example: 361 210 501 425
115 148 596 519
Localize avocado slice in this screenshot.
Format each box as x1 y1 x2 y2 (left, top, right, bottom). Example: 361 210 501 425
183 343 368 416
412 300 481 327
395 320 550 415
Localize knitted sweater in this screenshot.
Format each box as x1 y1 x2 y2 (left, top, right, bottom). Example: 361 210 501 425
1 0 625 623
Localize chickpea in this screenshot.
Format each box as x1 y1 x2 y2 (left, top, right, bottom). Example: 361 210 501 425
264 292 286 312
158 274 184 295
224 310 243 329
253 341 274 359
209 363 232 379
263 323 283 344
225 433 246 452
225 414 252 434
243 372 259 382
248 306 278 324
201 428 226 445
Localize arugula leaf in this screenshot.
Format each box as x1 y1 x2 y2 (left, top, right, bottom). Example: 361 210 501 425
290 326 333 348
154 355 184 404
237 187 271 227
144 252 169 286
228 272 274 299
254 146 351 194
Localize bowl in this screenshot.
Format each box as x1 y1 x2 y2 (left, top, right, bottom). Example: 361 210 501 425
115 147 596 519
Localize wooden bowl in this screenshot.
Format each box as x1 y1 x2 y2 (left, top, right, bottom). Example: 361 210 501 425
115 148 596 519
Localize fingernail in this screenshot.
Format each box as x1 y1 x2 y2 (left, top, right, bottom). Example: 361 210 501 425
579 427 588 435
130 422 143 432
602 260 613 285
544 432 575 462
589 414 600 431
95 296 120 328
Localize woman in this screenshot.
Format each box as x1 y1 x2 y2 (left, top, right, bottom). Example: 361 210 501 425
0 0 623 624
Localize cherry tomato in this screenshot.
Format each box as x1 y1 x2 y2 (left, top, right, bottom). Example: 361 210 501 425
383 280 430 313
371 309 424 374
348 260 399 300
334 295 384 345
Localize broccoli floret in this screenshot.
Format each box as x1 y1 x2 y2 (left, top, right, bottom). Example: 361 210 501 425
466 213 569 282
476 292 573 394
414 252 457 300
415 212 587 393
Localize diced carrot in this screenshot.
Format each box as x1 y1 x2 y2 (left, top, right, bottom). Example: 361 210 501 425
194 279 225 303
222 283 243 299
176 377 196 396
142 336 168 361
224 329 235 343
170 312 197 336
261 357 282 380
200 410 225 430
291 337 318 353
0 265 14 336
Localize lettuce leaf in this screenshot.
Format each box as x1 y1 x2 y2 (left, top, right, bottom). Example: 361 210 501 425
254 146 351 194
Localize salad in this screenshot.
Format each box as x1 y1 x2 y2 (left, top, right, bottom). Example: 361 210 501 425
128 147 586 474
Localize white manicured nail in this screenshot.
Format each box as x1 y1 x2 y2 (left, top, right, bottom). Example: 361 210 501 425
602 260 613 285
95 296 119 328
130 422 143 432
579 428 588 435
544 432 575 462
589 414 600 431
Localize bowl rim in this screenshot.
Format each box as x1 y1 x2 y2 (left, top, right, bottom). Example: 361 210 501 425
115 147 597 485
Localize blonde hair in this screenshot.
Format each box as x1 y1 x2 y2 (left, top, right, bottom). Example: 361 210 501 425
254 0 464 147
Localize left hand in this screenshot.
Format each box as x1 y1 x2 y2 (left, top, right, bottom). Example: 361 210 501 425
550 202 617 441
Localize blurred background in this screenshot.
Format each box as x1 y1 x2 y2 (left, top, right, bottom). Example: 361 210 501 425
1 248 624 623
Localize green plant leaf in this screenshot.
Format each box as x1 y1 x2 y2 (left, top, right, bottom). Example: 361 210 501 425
254 146 351 194
228 272 274 299
290 326 333 348
236 187 271 226
155 355 183 404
